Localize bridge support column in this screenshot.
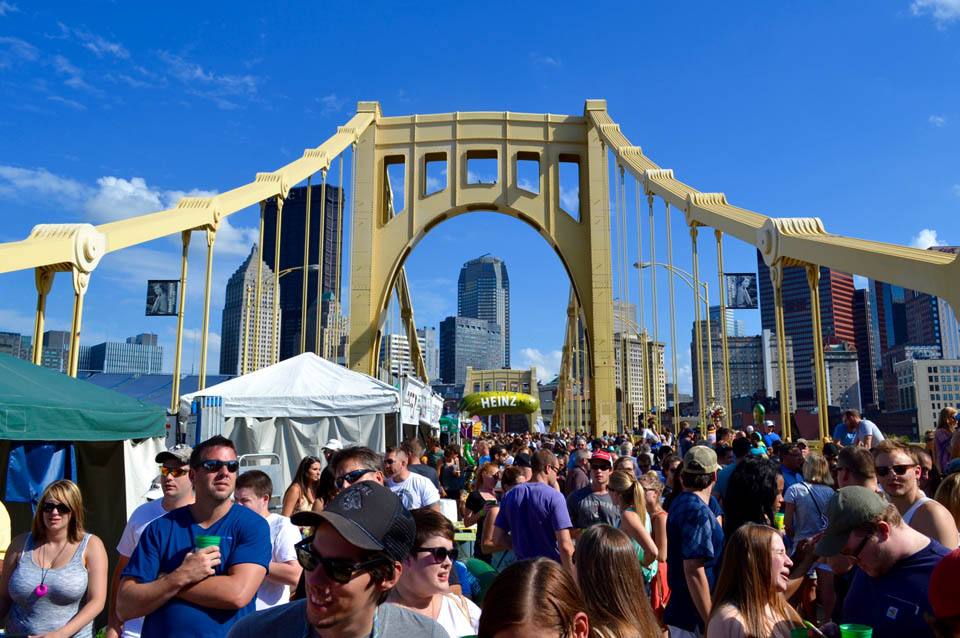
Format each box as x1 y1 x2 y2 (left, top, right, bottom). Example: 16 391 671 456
198 228 215 390
171 231 190 411
32 269 54 366
807 265 830 441
770 262 792 440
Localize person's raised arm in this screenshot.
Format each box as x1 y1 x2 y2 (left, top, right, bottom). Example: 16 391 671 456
55 535 108 638
280 483 301 518
264 559 301 588
484 513 512 554
176 562 267 610
683 558 711 626
117 546 220 620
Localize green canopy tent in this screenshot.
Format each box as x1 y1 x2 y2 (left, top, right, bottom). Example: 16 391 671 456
0 352 167 608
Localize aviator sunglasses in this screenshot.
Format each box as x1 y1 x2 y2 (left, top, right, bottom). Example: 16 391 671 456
875 464 916 478
40 502 70 515
199 460 239 473
295 537 387 584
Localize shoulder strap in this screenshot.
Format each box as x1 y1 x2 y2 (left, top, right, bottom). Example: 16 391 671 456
903 497 932 525
802 482 826 518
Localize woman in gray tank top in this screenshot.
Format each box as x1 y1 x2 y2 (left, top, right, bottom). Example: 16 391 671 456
0 479 108 637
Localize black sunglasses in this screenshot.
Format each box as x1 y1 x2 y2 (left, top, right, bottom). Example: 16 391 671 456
40 502 70 515
199 460 239 473
335 468 374 489
876 464 915 477
843 533 873 562
412 546 459 563
295 537 387 584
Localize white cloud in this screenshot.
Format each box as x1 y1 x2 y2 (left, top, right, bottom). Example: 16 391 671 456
515 347 562 382
559 184 579 216
316 94 345 116
48 95 86 110
0 165 93 205
910 228 947 249
0 36 39 68
156 50 260 106
52 54 99 94
911 0 960 27
929 114 947 127
74 28 129 59
0 2 21 16
529 52 562 68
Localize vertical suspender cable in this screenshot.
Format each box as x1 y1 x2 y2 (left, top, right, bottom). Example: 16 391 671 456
300 175 312 355
254 202 265 370
665 202 680 431
315 169 327 356
635 182 648 423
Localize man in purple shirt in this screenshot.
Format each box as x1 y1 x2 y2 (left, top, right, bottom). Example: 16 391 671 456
489 449 575 576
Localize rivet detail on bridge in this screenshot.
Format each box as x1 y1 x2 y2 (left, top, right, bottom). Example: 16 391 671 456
618 145 643 157
642 169 675 194
303 149 328 163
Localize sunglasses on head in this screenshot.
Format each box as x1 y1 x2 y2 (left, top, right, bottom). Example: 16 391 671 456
413 546 459 563
875 464 915 477
199 459 239 473
40 502 70 515
295 537 387 584
160 466 189 477
335 468 374 489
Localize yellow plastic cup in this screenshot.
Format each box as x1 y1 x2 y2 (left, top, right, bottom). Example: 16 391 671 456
774 512 785 531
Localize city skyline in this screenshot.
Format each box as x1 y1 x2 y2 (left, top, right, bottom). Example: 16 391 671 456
0 3 957 395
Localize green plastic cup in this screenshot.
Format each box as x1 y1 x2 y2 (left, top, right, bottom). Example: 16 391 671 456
790 628 808 638
839 624 872 638
195 535 221 549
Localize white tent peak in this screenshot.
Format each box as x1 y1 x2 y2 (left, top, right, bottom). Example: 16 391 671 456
180 352 399 418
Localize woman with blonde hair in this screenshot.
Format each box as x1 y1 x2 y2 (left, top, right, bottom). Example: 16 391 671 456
464 462 500 563
935 472 960 535
607 470 658 582
574 525 660 638
478 558 589 638
639 470 670 629
707 524 803 638
936 406 959 473
0 479 108 637
783 452 836 619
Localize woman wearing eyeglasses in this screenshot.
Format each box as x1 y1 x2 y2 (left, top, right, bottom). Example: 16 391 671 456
0 479 108 637
282 455 322 517
387 509 481 637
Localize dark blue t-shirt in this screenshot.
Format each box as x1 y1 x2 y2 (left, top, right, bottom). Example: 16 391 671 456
842 540 949 638
664 491 725 632
123 504 271 638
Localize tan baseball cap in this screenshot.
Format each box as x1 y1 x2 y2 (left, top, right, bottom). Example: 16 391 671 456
683 445 719 475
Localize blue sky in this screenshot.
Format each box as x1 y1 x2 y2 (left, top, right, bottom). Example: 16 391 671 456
0 2 957 392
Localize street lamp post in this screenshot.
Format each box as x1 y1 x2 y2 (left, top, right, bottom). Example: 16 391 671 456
635 261 714 427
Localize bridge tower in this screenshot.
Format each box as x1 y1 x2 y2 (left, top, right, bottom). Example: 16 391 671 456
347 100 617 435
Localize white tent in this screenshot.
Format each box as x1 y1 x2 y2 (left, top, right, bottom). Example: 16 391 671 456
180 353 399 491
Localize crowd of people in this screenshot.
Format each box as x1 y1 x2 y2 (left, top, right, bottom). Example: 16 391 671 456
4 406 960 637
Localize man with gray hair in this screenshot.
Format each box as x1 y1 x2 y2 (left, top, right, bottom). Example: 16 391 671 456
565 448 591 496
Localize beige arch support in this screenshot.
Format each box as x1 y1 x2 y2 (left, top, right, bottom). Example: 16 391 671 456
347 101 618 435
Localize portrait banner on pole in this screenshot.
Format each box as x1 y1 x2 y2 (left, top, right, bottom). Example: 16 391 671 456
725 273 758 309
145 280 178 316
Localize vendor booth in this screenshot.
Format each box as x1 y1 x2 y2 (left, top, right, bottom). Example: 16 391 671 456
180 353 400 493
0 352 167 626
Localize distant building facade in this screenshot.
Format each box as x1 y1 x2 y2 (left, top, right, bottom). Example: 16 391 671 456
853 289 880 410
762 329 798 410
219 245 278 375
458 255 510 368
85 334 163 374
709 305 746 337
439 316 502 386
895 359 960 433
822 340 861 412
691 320 765 405
379 333 413 380
417 327 439 381
881 344 941 411
0 332 32 361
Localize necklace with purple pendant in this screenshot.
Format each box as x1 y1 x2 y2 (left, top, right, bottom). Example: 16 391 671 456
35 540 68 597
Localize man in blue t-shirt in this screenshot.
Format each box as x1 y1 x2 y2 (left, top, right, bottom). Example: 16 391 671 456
833 422 856 447
779 442 805 492
761 420 781 449
665 445 725 636
815 486 950 638
713 437 752 505
490 449 575 575
118 436 271 638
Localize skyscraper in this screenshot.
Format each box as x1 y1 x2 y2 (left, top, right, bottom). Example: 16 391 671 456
822 340 861 412
708 305 746 337
219 245 277 375
379 333 414 380
853 289 880 409
691 321 766 403
261 185 343 362
458 255 510 368
756 252 855 407
417 326 439 381
85 334 164 374
439 316 502 386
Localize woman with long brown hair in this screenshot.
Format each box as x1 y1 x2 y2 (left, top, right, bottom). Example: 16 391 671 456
706 524 802 638
575 525 661 638
936 406 959 473
281 455 321 517
478 558 589 638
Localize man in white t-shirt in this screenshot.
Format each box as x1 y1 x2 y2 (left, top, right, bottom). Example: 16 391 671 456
234 470 302 609
845 409 885 449
384 446 441 511
106 444 195 638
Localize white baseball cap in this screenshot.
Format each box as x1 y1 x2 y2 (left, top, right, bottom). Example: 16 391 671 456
322 438 344 451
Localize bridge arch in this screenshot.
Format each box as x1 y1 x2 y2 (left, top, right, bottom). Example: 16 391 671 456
348 101 618 432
